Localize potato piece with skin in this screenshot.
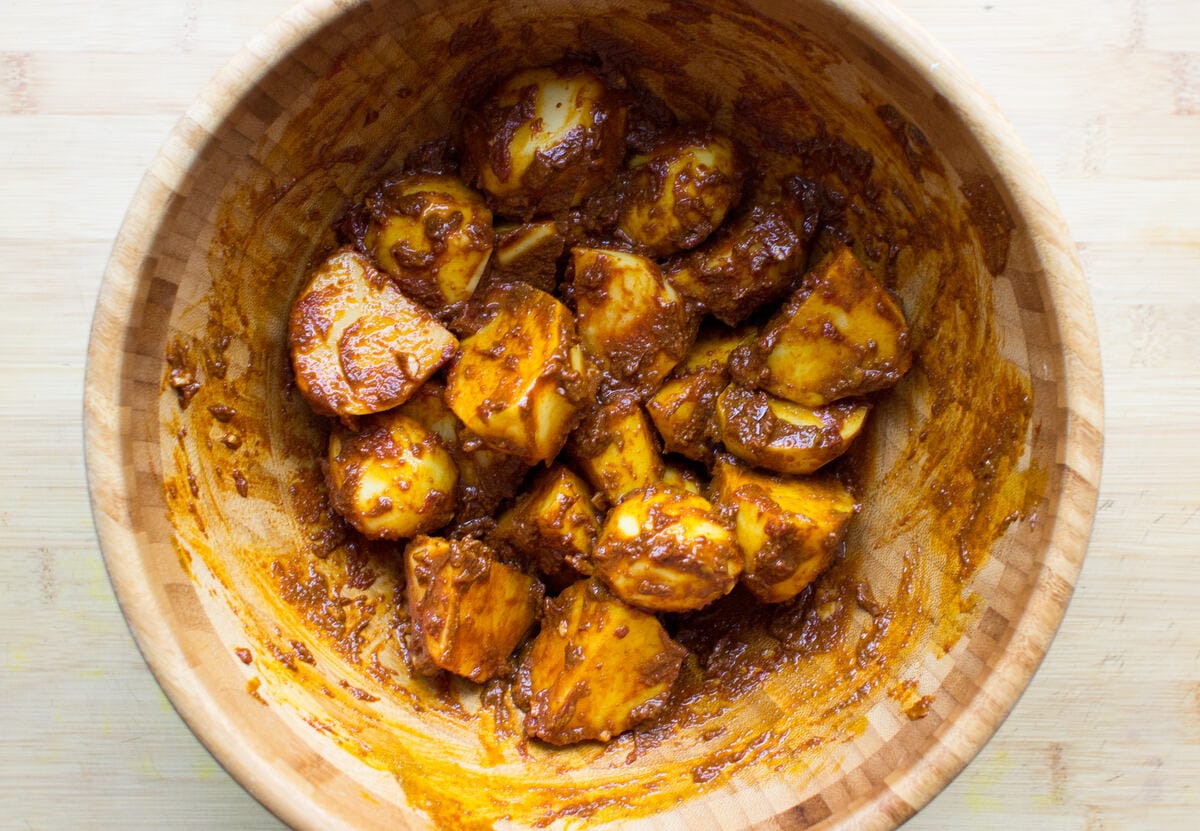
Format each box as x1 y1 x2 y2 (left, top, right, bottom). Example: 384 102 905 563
568 391 664 506
711 459 859 603
288 248 457 417
491 465 599 588
715 385 870 475
405 536 543 682
665 185 818 325
446 282 595 464
326 411 457 539
617 130 743 257
488 221 566 293
572 247 697 395
519 579 686 745
398 383 529 530
645 324 751 464
593 484 742 612
463 66 627 220
734 245 912 406
364 173 494 312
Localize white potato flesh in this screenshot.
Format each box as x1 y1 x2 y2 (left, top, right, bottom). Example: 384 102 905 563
520 580 686 745
618 131 741 257
755 246 912 406
491 465 599 586
715 385 870 475
572 247 696 394
463 67 626 219
404 536 541 682
445 282 594 464
365 173 494 311
711 459 858 603
288 248 458 417
326 411 458 539
593 484 742 612
569 392 664 506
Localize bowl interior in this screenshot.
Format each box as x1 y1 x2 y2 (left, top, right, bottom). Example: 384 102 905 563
86 0 1102 828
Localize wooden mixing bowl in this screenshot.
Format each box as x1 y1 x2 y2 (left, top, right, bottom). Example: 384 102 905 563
84 0 1103 828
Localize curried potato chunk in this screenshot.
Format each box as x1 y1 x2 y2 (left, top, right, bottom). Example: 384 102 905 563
462 66 627 220
568 391 664 506
715 385 870 475
326 410 457 539
665 196 815 325
491 465 600 587
520 580 686 744
489 220 566 293
405 536 543 682
711 459 858 603
660 459 704 495
735 246 912 407
593 484 742 612
645 324 751 464
398 383 529 529
288 248 458 417
364 173 494 312
572 247 697 395
445 283 595 464
616 130 742 257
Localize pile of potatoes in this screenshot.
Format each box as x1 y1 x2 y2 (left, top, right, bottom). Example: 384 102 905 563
287 64 912 745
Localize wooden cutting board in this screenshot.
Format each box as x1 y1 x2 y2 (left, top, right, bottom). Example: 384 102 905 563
1 0 1197 828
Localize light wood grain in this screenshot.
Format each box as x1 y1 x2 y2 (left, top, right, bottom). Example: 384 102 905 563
1 1 1194 830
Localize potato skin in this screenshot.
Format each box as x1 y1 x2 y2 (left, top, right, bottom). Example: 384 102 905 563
462 66 627 220
364 173 494 311
645 324 751 464
326 411 457 539
288 248 458 417
405 536 543 682
593 484 742 612
715 385 870 475
445 282 596 464
490 465 599 589
572 247 697 396
616 130 742 257
665 193 816 325
568 390 664 506
519 579 686 745
711 459 858 603
733 245 912 407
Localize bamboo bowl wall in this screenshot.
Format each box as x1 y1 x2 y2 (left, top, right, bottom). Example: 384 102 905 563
84 0 1103 828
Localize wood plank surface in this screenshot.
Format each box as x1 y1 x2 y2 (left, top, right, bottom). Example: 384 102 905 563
1 0 1197 828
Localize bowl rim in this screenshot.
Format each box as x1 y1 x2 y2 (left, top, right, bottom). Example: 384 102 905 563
83 0 1104 828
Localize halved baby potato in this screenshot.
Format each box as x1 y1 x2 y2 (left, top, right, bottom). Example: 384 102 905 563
405 536 543 682
520 579 687 745
665 200 812 325
711 459 858 603
398 383 529 528
326 410 457 539
463 66 627 219
491 465 600 587
646 324 750 464
739 245 912 407
569 391 664 506
490 220 566 293
446 282 594 464
572 247 697 395
593 484 742 613
364 173 494 312
715 385 870 475
288 248 458 417
617 130 742 257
